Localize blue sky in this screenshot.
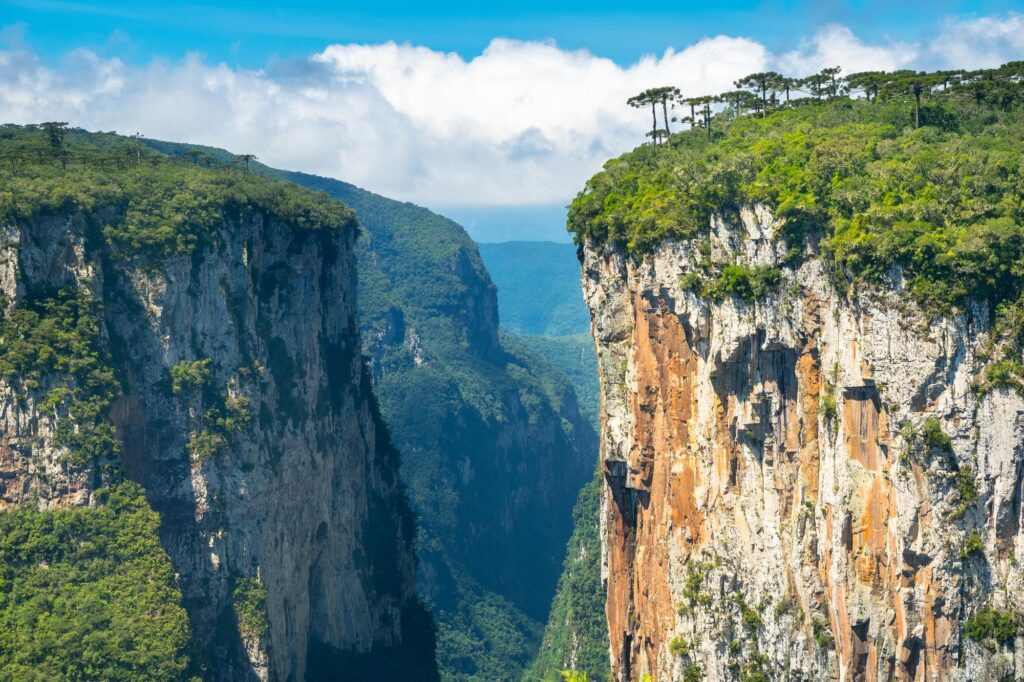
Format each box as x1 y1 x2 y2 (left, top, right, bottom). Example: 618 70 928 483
2 2 1023 240
4 0 1020 66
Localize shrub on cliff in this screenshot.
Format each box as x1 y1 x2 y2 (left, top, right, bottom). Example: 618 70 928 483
964 607 1019 648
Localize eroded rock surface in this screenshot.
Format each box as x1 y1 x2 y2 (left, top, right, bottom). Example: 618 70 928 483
0 205 432 681
581 206 1024 681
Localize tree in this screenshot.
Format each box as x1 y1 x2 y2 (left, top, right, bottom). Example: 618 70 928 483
649 86 681 136
718 89 761 117
560 672 589 682
629 86 679 142
685 96 716 140
627 89 659 143
39 122 70 170
796 67 841 101
846 71 887 102
183 150 217 167
820 66 842 98
646 129 669 144
40 122 69 149
888 71 946 127
734 72 782 114
773 75 796 104
910 78 925 128
236 153 258 172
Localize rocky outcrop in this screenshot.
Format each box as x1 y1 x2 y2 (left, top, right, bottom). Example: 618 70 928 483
0 198 434 681
581 206 1024 681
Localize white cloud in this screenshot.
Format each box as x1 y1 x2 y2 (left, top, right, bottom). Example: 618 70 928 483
928 13 1024 70
0 17 1018 207
776 24 918 75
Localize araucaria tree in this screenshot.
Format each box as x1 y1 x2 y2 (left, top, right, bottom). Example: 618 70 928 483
734 72 782 115
627 90 659 143
626 61 1024 144
628 86 680 143
649 86 681 135
236 153 258 172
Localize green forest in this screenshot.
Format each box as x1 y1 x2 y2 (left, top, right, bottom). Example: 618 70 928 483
571 63 1024 328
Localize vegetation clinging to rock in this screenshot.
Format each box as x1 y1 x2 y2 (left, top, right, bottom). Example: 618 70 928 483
0 483 191 680
569 63 1024 332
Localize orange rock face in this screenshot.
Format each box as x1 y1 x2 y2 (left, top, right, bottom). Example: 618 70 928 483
583 227 1024 682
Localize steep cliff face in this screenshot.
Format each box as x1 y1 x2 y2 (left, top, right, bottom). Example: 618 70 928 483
135 139 599 680
276 171 597 680
580 205 1024 681
0 127 436 681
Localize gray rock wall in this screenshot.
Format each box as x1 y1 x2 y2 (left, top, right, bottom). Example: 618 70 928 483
582 205 1024 682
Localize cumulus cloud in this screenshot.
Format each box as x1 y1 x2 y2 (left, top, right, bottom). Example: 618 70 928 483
0 17 1019 207
776 24 918 74
928 13 1024 70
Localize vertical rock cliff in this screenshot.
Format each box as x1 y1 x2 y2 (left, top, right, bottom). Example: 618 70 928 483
136 139 599 680
580 205 1024 681
0 127 436 681
275 170 597 680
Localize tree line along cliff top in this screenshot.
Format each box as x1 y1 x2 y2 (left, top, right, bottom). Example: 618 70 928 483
568 62 1024 333
0 125 356 260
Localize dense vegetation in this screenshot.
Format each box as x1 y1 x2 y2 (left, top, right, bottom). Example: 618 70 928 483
569 63 1024 334
0 483 191 680
0 125 354 261
0 290 121 469
524 473 609 682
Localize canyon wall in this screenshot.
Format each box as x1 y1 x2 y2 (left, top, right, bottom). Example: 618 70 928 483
0 146 436 681
581 206 1024 681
